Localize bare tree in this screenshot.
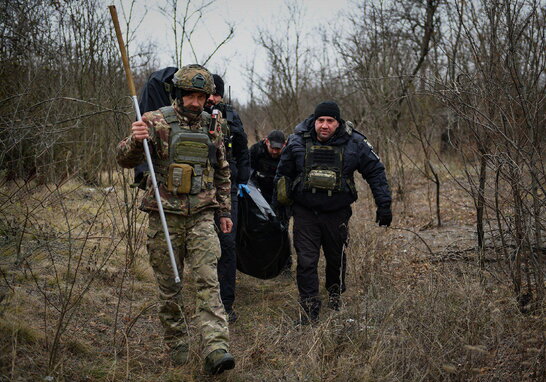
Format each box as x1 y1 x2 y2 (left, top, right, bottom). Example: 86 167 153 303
0 0 136 184
248 1 315 135
434 0 545 307
158 0 234 67
337 0 439 210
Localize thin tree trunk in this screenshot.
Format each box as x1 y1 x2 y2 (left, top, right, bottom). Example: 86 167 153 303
476 149 487 269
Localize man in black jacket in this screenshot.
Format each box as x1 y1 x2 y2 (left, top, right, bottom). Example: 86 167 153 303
249 130 293 275
249 130 286 204
206 74 250 323
275 101 392 324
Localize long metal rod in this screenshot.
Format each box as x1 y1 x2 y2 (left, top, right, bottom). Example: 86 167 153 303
109 5 180 283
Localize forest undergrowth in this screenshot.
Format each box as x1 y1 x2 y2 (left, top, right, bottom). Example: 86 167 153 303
0 162 544 382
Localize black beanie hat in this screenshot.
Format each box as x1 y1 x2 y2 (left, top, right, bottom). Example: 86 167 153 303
314 101 341 122
212 74 224 97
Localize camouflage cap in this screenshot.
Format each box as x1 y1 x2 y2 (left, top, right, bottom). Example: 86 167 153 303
172 64 215 95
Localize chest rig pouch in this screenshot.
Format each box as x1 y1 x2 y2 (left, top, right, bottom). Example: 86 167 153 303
303 133 344 196
159 106 217 195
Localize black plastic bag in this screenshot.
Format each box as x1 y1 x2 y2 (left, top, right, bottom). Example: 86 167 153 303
139 66 178 115
236 182 290 279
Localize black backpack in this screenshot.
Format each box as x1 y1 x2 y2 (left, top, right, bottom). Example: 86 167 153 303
139 67 177 115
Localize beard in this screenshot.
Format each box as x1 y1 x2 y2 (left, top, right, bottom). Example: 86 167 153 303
175 99 203 121
181 106 203 120
185 105 202 114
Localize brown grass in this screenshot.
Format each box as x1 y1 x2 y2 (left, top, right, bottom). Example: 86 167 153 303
0 167 544 381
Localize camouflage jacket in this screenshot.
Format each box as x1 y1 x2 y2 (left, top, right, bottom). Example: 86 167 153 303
116 104 231 217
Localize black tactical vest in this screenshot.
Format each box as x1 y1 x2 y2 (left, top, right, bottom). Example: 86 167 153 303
301 132 344 196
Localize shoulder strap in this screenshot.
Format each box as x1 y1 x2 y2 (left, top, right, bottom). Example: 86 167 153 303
303 131 313 153
344 120 354 136
345 121 369 139
294 134 313 192
159 106 181 134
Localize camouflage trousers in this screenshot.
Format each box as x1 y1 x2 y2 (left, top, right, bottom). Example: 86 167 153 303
147 210 229 357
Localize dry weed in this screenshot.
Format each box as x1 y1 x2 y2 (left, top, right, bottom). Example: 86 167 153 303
0 169 544 381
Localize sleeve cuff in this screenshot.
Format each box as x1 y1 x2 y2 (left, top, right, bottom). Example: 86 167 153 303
215 210 231 219
129 136 144 150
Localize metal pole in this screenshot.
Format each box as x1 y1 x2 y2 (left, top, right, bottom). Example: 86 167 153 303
338 222 349 308
109 5 180 283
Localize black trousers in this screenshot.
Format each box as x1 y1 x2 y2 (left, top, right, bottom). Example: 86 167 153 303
216 191 238 310
292 203 351 301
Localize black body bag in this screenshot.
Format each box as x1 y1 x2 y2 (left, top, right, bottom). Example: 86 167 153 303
236 182 290 279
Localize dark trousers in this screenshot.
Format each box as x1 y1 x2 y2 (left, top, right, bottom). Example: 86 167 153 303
293 203 351 301
216 192 238 310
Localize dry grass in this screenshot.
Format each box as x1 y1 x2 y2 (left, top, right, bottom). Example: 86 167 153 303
0 167 544 381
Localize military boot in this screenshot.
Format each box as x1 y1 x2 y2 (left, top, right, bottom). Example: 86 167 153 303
327 285 343 311
328 293 341 311
279 256 293 280
226 308 238 324
296 297 321 326
204 349 235 375
224 305 238 324
170 343 189 366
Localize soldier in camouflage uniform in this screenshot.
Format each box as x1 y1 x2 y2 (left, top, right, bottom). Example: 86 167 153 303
116 64 235 375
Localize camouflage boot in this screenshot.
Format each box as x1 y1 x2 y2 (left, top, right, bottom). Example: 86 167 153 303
204 349 235 375
170 343 189 366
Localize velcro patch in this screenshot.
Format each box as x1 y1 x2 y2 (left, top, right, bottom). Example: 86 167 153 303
192 74 205 88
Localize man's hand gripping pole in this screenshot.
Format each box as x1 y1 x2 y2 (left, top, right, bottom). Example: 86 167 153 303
109 5 180 283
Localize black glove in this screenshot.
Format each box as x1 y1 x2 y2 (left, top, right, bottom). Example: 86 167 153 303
375 206 392 227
